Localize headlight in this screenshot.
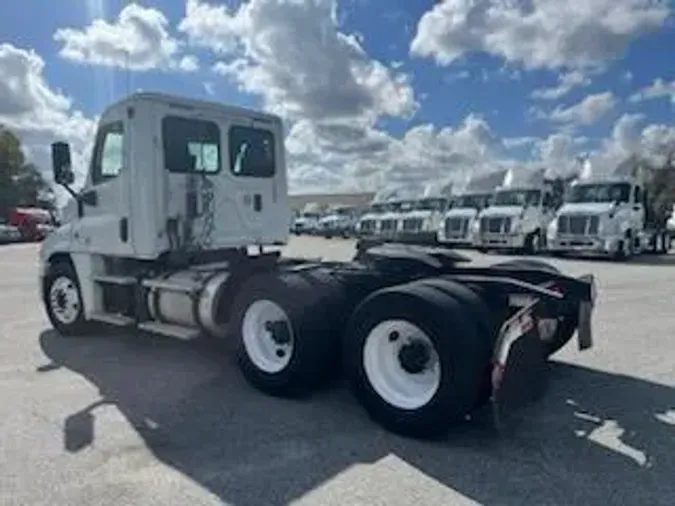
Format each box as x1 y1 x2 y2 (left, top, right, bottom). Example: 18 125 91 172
547 219 558 238
422 217 434 230
511 219 521 233
471 220 481 233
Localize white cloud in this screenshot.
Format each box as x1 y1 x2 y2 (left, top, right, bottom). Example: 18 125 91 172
54 3 198 72
410 0 670 71
592 113 675 170
629 78 675 105
531 71 591 100
179 0 417 122
549 92 617 125
285 113 507 192
0 43 95 185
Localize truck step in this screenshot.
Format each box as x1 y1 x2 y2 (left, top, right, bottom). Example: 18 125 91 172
141 279 200 293
89 312 135 326
137 321 200 340
93 274 136 285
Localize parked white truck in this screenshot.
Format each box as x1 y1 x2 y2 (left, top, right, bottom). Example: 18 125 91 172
40 92 597 439
547 159 672 259
317 205 360 238
475 168 558 254
438 170 508 248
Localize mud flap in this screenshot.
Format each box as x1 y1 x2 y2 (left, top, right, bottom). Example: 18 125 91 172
489 303 549 431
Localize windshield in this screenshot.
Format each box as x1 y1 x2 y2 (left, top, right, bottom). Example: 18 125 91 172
566 183 631 204
300 212 319 219
493 189 541 207
398 200 416 212
415 198 448 211
453 194 490 209
384 202 404 212
370 204 386 214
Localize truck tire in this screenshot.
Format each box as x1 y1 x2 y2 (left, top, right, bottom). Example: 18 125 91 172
43 261 91 336
343 282 486 439
415 278 496 407
230 268 346 398
524 229 543 255
491 259 578 357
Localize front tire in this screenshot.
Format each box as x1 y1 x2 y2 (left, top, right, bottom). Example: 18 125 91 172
44 261 90 336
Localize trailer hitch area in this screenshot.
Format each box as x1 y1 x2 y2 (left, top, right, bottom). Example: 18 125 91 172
488 301 550 431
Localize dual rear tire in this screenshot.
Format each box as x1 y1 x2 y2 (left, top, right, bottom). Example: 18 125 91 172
230 271 493 438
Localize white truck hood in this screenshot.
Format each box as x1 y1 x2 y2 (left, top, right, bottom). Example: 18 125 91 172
445 208 478 219
557 202 614 215
480 206 524 218
401 210 433 219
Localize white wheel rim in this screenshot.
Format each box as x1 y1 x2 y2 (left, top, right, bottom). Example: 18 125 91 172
241 299 294 374
363 319 442 410
49 276 81 325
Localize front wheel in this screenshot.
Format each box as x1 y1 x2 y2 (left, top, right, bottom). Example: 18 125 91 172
43 261 90 336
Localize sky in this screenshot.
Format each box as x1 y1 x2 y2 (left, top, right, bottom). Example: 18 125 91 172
0 0 674 196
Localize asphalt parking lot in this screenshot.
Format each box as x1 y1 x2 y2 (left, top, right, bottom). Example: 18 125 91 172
1 238 674 506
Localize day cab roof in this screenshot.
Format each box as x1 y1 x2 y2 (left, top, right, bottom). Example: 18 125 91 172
100 91 283 127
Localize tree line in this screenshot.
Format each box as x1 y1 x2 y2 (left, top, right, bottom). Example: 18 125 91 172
0 125 57 221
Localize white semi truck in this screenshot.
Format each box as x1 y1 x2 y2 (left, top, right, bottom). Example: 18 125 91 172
547 159 672 259
475 168 558 254
355 201 386 237
40 92 597 438
396 196 450 245
317 205 360 238
438 170 508 248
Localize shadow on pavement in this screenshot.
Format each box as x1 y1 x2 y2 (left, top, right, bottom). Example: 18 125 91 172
38 329 675 506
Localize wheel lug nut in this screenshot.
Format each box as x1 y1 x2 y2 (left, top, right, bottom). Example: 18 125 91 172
388 331 399 342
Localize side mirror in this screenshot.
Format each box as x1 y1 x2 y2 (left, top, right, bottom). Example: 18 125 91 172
51 142 75 185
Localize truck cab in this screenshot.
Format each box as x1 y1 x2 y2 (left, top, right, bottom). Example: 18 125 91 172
437 192 491 247
397 196 449 245
475 168 557 254
40 92 289 334
546 161 669 258
356 202 387 237
292 211 321 235
44 92 288 261
378 200 407 240
318 205 359 238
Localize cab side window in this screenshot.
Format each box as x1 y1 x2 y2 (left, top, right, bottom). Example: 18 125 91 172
91 122 124 185
229 125 276 178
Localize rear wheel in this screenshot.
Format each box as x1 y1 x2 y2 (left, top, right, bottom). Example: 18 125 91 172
343 282 487 438
230 269 347 397
491 259 578 357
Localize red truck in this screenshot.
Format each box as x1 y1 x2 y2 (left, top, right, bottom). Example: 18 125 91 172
8 207 55 242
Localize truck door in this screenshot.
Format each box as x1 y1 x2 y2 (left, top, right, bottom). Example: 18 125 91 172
223 119 280 241
72 110 134 256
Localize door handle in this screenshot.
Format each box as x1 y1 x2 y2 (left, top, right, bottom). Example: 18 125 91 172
253 194 262 212
633 206 640 211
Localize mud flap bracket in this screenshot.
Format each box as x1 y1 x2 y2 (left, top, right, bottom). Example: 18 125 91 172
489 302 549 431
